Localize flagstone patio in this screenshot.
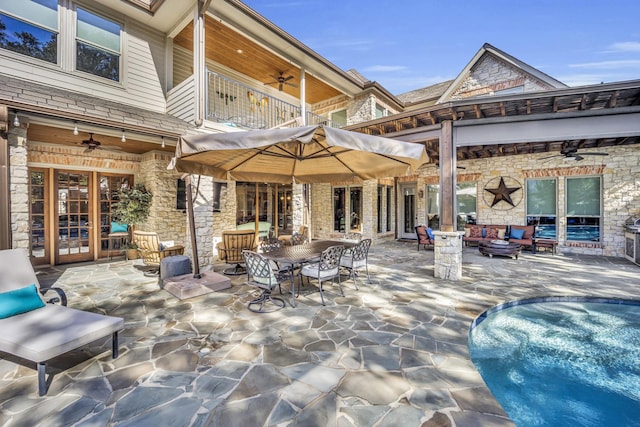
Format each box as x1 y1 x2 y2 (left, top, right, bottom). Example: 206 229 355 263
1 240 638 426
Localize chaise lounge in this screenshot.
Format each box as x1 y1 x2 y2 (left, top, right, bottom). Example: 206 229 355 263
0 249 124 396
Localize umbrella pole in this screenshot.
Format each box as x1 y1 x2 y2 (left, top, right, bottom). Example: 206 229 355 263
184 174 202 279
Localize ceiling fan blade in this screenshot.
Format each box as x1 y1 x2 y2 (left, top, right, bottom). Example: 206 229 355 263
264 81 278 86
284 82 298 88
579 152 609 156
539 154 563 160
278 83 283 91
574 155 584 161
283 75 294 82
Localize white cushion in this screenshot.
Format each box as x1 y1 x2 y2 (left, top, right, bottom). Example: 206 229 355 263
301 263 339 280
0 304 124 362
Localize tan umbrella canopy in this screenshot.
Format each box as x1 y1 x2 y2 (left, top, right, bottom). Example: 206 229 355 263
169 125 428 184
168 124 428 279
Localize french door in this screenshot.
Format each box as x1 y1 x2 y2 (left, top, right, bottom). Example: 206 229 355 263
29 169 132 265
55 170 94 264
399 183 417 239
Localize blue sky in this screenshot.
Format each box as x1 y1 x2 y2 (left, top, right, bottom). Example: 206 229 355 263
242 0 640 95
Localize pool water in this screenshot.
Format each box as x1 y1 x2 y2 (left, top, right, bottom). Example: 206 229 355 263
469 299 640 427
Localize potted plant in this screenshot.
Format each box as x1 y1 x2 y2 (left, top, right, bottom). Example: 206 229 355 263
111 183 153 260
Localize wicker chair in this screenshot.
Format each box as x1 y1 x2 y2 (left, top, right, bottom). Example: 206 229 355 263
133 231 185 275
216 229 257 275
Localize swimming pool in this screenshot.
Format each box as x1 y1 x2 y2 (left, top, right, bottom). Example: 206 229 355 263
469 298 640 427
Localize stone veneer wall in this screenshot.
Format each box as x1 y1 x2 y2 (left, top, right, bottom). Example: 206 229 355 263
449 55 555 100
415 145 640 258
8 122 28 250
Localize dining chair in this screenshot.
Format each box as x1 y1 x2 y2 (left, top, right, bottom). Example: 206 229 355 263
242 250 287 312
340 238 372 290
289 233 308 246
300 245 345 306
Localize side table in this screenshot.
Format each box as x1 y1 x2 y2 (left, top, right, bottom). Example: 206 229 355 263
534 239 558 255
108 232 129 260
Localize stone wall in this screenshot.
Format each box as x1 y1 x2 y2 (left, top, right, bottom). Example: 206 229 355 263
449 55 554 100
415 145 640 258
8 121 29 250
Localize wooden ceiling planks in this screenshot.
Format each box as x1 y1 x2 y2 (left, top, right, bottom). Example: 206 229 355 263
173 18 341 105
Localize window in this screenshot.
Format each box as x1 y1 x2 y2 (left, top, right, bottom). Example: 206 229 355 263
375 103 387 119
350 187 362 231
333 186 362 232
331 109 347 127
386 186 392 232
426 184 440 229
377 186 383 233
76 7 121 81
566 176 601 242
0 2 122 82
377 184 393 233
0 0 59 63
526 178 557 238
426 183 477 230
334 187 346 232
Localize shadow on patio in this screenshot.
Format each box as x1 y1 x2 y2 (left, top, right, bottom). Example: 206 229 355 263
1 240 638 426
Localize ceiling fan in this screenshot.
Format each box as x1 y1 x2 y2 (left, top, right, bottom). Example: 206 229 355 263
78 133 122 152
540 148 608 162
264 71 298 91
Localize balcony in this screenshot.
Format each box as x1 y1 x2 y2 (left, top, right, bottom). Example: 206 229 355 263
206 71 338 130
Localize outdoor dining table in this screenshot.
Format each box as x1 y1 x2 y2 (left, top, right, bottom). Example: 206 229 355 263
261 239 357 307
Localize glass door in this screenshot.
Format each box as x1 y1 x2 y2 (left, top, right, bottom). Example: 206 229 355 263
55 170 94 264
399 184 417 239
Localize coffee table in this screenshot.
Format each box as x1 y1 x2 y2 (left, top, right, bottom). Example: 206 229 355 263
478 240 522 259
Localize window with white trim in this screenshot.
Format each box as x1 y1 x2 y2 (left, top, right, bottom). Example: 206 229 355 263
75 7 120 81
0 2 122 82
0 0 59 64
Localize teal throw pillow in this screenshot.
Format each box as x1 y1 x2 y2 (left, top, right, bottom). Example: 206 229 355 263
111 222 128 233
510 228 525 239
0 284 46 319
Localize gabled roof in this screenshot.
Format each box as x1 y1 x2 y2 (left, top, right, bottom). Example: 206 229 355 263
436 43 568 104
396 80 455 106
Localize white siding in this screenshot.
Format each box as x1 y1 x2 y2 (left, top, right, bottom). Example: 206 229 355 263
167 75 195 123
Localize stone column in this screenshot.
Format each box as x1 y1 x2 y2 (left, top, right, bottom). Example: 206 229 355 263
433 230 464 280
8 117 29 250
186 175 214 270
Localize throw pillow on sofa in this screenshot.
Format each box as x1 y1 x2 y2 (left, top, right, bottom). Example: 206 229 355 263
498 229 506 239
470 226 483 238
510 228 526 240
486 228 499 239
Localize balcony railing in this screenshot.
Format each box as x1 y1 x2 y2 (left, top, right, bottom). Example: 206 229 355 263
206 70 337 129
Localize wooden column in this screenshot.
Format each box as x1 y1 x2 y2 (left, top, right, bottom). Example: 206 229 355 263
439 120 456 232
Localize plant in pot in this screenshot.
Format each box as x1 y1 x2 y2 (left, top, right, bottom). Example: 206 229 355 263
111 183 153 260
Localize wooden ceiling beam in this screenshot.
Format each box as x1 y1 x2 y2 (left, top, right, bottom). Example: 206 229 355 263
473 104 482 119
607 90 620 108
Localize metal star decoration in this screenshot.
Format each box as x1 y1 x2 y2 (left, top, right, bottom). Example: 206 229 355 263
485 177 520 207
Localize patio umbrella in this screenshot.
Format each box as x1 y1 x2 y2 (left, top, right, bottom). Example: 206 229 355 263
168 124 428 278
168 125 428 183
